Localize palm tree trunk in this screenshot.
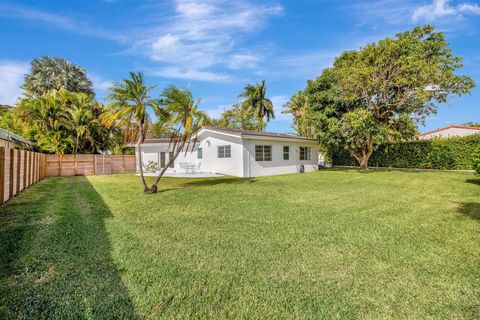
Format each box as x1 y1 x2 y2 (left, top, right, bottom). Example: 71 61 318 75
147 137 188 194
136 125 150 193
74 134 79 154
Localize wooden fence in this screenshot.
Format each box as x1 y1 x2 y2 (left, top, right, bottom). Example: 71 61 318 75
0 147 46 205
45 154 136 176
0 151 136 205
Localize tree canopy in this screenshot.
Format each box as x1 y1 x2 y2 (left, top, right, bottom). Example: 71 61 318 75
239 80 274 125
217 103 266 131
23 56 94 97
284 25 475 169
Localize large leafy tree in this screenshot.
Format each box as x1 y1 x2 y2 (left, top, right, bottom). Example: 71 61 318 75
290 25 475 169
218 103 266 131
106 71 162 191
238 80 274 126
0 104 23 134
23 56 94 96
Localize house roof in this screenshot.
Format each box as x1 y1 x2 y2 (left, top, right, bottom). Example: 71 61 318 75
200 126 317 141
140 126 316 144
416 125 480 137
0 128 34 148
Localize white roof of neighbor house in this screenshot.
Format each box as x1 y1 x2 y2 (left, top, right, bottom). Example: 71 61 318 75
416 125 480 139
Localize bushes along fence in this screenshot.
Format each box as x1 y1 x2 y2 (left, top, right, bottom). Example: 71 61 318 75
332 135 480 170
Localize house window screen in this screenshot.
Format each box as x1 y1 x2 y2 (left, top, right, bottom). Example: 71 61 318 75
283 146 289 160
300 147 311 160
255 145 272 161
217 145 231 158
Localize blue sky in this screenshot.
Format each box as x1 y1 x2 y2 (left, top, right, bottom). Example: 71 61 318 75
0 0 479 133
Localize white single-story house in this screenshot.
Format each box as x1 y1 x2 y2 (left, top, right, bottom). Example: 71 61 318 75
416 125 480 140
136 126 319 177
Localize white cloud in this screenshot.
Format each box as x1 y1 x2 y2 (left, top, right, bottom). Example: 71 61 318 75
89 73 113 91
176 1 216 17
0 3 124 41
135 0 283 81
150 67 230 82
227 53 261 70
412 0 480 21
270 94 292 119
0 61 29 105
204 105 229 118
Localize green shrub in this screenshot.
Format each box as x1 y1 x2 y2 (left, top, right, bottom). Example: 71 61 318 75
332 134 480 170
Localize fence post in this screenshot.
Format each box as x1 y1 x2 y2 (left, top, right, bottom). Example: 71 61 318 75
9 148 14 198
16 149 21 194
94 155 97 175
74 154 77 176
35 153 39 182
40 154 44 179
122 154 126 173
102 155 105 175
0 147 5 204
29 152 33 186
23 151 27 190
32 152 36 184
36 153 39 181
111 155 114 174
59 154 62 176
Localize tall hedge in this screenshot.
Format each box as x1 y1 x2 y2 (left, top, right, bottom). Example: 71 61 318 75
332 134 480 170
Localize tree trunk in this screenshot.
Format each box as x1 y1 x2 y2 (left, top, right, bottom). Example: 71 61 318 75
351 140 374 170
136 124 151 193
145 137 189 194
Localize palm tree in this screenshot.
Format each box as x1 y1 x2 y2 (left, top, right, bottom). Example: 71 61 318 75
238 80 274 125
66 93 94 154
282 90 315 137
106 71 162 192
147 86 205 193
23 56 94 96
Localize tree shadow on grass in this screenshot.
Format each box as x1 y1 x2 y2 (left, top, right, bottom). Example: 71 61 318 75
157 176 257 193
0 176 139 319
465 179 480 186
457 202 480 221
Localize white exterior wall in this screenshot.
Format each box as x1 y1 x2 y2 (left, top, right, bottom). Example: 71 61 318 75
242 138 318 177
418 127 480 140
136 131 319 177
136 131 244 176
194 131 244 176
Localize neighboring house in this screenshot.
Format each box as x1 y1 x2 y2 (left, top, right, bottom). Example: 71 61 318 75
416 125 480 140
0 128 34 150
136 126 319 177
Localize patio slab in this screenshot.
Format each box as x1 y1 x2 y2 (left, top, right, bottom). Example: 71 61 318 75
138 171 223 178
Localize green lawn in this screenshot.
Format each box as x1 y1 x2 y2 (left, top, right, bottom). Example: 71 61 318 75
1 169 479 319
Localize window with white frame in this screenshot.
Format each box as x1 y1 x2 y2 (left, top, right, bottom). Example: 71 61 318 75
283 146 289 160
299 146 311 160
255 145 272 161
217 145 231 158
197 147 203 159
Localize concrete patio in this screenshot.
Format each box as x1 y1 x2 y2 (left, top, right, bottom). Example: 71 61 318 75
139 171 223 178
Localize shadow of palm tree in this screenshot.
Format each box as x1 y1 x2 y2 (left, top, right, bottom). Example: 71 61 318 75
158 176 257 193
0 177 139 319
465 179 480 186
457 202 480 221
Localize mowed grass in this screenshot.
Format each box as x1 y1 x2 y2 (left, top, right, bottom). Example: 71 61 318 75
0 169 479 319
